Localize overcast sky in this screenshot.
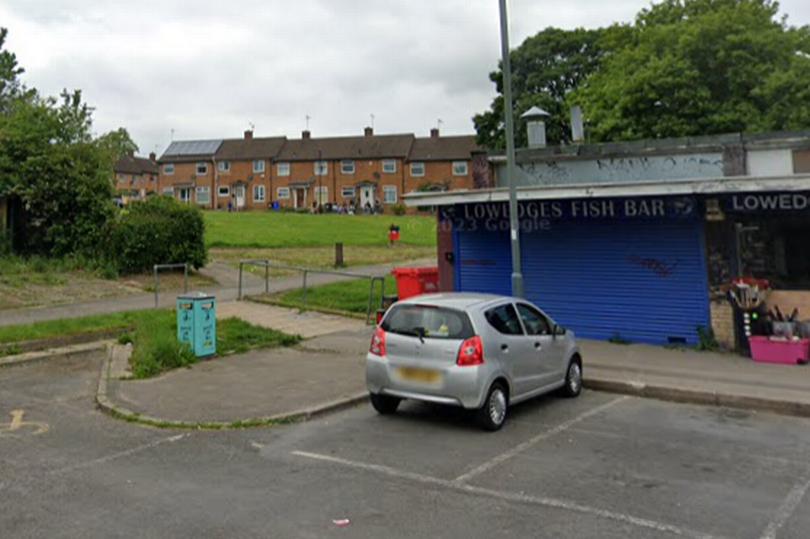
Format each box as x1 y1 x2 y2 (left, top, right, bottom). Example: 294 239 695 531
1 0 808 157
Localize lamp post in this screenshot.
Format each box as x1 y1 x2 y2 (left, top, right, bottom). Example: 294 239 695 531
499 0 524 298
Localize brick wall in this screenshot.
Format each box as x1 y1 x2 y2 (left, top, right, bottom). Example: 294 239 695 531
710 300 735 349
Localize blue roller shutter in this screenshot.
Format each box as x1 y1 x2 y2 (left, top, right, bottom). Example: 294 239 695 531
454 216 710 346
522 219 710 345
455 228 512 296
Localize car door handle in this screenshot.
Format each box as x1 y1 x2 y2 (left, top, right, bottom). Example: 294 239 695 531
501 344 509 352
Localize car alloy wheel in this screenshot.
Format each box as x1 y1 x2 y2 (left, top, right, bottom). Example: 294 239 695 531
563 360 582 398
477 383 508 431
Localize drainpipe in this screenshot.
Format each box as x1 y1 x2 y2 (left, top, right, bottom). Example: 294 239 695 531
212 155 218 210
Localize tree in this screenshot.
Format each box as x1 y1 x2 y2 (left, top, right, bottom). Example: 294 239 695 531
473 26 629 149
0 28 26 113
572 0 810 141
0 91 115 257
98 127 139 159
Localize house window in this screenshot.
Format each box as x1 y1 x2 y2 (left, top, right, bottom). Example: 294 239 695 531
132 175 139 184
218 161 230 172
162 187 173 195
383 185 397 204
382 159 397 174
218 186 230 198
163 164 174 175
253 159 265 173
117 174 125 183
340 160 355 174
179 189 190 203
314 186 328 205
410 162 425 177
253 185 266 202
453 161 469 176
277 162 290 176
196 162 207 175
314 161 328 176
150 175 155 183
277 187 291 199
341 186 355 198
196 187 210 205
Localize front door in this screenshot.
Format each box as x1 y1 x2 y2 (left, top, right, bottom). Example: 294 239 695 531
360 186 374 211
234 185 245 209
178 188 190 204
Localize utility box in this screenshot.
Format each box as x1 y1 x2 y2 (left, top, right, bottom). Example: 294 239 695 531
176 292 217 357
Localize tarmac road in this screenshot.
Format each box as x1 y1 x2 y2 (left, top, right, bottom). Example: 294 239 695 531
3 352 810 539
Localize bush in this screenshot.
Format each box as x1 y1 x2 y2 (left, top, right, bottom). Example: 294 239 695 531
391 203 407 216
107 196 207 274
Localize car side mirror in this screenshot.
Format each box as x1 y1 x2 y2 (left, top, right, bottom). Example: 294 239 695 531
553 324 566 337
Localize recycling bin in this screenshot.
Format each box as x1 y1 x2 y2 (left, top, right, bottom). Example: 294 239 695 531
391 266 439 300
176 292 217 357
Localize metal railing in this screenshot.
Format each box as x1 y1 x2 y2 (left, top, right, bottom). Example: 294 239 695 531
153 263 189 307
237 260 393 324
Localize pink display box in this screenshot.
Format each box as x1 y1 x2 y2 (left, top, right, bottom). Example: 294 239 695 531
748 336 809 365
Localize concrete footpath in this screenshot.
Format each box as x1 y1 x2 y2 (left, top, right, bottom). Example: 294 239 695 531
91 301 810 427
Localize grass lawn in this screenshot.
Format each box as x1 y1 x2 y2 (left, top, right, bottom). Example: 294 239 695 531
0 308 301 379
265 275 398 315
205 211 437 248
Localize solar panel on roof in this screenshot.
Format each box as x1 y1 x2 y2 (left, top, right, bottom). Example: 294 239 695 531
164 140 222 156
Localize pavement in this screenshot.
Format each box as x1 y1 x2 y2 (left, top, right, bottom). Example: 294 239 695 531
90 300 810 427
2 257 810 426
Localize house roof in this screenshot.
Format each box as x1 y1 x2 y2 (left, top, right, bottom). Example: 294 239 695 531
160 140 223 163
408 135 482 162
216 137 287 160
276 134 415 161
114 154 159 175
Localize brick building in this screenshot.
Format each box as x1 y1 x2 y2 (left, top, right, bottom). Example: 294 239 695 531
157 127 486 211
112 150 159 202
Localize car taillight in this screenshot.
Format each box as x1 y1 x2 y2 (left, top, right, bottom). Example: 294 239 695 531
369 327 386 356
457 335 484 366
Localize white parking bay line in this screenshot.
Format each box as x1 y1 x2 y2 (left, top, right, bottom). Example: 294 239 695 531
760 473 810 539
453 395 629 484
292 449 718 539
50 434 190 475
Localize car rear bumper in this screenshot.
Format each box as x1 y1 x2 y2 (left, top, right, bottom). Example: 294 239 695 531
366 353 490 409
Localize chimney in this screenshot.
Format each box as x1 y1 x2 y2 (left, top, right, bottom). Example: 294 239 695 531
149 152 156 162
430 128 440 138
521 107 551 149
244 130 254 140
570 105 585 144
364 126 373 137
126 149 135 157
302 130 311 139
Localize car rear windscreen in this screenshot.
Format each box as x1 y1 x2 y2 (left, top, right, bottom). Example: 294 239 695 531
382 304 474 340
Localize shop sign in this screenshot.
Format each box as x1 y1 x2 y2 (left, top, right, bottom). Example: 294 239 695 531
727 192 810 213
440 196 696 232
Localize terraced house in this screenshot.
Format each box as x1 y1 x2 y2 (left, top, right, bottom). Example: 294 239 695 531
157 127 485 211
112 150 159 202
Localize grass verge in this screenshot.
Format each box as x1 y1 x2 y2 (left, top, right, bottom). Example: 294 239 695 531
266 275 398 315
127 311 302 378
205 212 437 248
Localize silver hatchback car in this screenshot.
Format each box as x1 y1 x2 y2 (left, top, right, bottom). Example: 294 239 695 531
366 293 583 431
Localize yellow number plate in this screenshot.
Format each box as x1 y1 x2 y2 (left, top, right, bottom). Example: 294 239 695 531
396 366 441 383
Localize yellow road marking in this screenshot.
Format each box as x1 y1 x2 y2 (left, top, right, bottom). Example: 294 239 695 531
10 410 24 431
0 409 49 438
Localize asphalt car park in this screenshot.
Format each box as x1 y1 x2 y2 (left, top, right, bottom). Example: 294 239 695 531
3 354 810 539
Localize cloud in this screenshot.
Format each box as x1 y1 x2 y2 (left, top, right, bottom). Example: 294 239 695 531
1 0 808 155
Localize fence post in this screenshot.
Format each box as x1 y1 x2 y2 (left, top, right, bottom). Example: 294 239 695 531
154 265 159 308
302 270 308 312
335 242 344 267
238 263 244 300
265 260 269 294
